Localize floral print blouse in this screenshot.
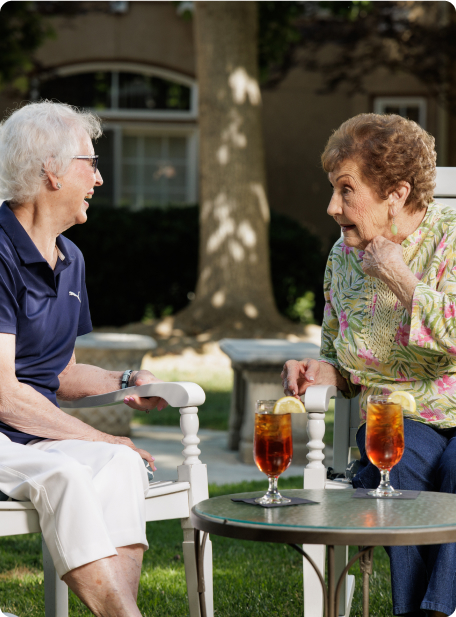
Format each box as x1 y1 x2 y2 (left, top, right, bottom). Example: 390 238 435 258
320 202 456 428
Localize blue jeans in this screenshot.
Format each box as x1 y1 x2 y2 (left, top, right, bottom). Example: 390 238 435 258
353 419 456 616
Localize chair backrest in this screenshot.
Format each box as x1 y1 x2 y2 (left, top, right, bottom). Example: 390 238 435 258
348 397 360 448
331 394 360 474
435 167 456 207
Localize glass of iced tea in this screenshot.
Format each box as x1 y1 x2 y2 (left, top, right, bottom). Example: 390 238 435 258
253 400 293 505
366 395 405 497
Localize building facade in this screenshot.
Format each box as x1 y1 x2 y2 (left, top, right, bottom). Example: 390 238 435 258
0 0 452 245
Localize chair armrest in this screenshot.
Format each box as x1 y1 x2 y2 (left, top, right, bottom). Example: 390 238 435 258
59 382 206 466
304 385 337 412
59 381 206 409
303 385 337 486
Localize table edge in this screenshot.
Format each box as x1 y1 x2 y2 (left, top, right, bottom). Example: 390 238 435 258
190 510 456 547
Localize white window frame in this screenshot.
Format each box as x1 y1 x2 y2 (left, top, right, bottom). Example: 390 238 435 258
38 62 199 207
373 96 427 128
103 122 199 207
46 62 198 121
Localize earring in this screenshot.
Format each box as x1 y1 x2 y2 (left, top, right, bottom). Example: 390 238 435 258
391 216 398 236
56 182 62 190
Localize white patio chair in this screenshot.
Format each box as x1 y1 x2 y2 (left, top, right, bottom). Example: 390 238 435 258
302 386 356 617
301 167 456 617
0 381 213 617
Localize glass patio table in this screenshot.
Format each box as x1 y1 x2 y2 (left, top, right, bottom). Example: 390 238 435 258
190 488 456 617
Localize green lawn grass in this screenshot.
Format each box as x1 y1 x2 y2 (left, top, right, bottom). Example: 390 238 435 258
0 477 392 616
133 365 233 432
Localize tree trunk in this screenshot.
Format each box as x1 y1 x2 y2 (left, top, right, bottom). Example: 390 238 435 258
176 1 290 335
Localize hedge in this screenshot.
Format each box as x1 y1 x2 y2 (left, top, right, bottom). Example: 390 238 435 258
64 206 327 327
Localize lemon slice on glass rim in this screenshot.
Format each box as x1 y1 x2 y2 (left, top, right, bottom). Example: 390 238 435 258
273 396 306 414
387 391 416 414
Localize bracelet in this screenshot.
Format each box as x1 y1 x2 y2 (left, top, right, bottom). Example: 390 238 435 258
121 369 133 389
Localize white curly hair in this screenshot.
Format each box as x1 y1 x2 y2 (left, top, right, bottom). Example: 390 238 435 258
0 100 102 205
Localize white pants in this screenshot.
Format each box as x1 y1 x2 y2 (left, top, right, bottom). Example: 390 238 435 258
0 435 149 578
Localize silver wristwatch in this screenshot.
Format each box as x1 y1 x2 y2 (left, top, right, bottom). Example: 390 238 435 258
121 369 133 389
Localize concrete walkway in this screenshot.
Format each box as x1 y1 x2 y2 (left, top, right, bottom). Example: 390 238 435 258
131 424 333 485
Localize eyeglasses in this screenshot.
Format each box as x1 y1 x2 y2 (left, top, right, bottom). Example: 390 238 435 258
72 155 99 173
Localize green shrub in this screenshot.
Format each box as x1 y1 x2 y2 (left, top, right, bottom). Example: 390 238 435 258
269 211 326 324
64 206 326 327
65 207 199 327
287 291 316 324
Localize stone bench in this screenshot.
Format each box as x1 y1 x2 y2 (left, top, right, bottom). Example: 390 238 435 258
60 333 157 436
219 338 321 464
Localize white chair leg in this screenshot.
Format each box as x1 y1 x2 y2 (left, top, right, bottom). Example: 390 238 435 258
182 527 213 617
42 537 68 617
182 527 201 617
303 407 327 617
303 544 325 617
178 406 214 616
200 535 213 617
335 546 355 617
345 575 355 617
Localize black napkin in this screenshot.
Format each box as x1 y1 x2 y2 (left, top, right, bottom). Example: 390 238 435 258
352 488 420 500
231 496 319 508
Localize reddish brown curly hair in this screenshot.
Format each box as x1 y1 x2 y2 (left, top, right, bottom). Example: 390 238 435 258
321 113 436 211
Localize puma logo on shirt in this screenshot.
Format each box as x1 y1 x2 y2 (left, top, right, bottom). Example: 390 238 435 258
69 291 81 303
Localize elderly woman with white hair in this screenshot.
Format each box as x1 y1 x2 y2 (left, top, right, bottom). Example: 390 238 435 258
0 100 167 617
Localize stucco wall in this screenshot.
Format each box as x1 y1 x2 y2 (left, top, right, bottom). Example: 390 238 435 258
35 1 195 76
262 62 443 246
0 1 450 246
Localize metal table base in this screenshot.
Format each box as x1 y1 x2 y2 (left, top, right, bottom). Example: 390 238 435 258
194 528 374 617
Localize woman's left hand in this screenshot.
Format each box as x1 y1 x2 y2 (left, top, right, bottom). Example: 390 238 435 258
123 370 168 413
362 235 419 315
362 236 406 281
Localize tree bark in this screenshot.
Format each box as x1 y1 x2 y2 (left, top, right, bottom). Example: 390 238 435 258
176 1 290 335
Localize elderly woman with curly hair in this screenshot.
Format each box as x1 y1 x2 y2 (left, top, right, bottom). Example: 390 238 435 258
0 101 169 617
283 113 456 617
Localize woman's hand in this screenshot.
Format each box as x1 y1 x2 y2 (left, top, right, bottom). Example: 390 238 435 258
104 434 156 470
362 236 418 315
362 236 406 280
281 359 347 398
123 370 168 413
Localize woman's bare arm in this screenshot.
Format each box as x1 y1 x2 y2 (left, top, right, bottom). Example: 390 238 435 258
57 351 127 399
57 353 167 412
0 333 155 465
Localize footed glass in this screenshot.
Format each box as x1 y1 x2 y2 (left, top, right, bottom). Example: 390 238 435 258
366 395 404 497
253 400 293 505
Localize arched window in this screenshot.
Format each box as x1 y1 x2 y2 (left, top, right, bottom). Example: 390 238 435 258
38 71 192 114
34 64 198 208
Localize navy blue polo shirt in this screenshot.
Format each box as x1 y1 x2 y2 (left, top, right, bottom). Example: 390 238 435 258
0 202 92 444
